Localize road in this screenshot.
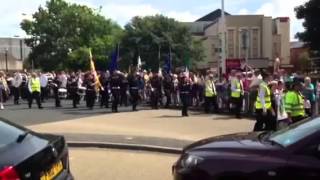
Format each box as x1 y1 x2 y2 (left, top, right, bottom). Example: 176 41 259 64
69 148 177 180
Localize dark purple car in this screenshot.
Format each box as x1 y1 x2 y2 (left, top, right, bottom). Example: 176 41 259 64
173 117 320 180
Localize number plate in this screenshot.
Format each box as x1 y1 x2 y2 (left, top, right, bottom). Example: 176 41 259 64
40 161 63 180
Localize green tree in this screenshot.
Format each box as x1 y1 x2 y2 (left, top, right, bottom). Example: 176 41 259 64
295 0 320 51
21 0 122 71
120 15 204 72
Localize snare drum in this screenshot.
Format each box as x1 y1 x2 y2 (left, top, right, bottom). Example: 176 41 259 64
58 88 68 99
77 87 86 96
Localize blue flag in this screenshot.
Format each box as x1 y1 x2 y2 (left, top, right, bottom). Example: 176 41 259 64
163 53 171 74
109 45 119 72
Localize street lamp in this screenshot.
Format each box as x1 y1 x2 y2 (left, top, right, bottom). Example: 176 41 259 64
4 48 8 72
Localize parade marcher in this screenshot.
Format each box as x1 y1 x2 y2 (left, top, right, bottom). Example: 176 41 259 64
275 80 289 129
163 73 173 108
84 73 97 110
204 73 219 114
254 72 274 131
230 72 244 118
172 74 180 106
51 73 62 108
150 72 162 109
120 73 129 107
179 73 192 117
12 71 22 105
40 72 48 102
285 81 306 124
99 72 110 108
110 71 122 112
128 72 141 111
28 73 43 109
69 72 80 108
303 77 316 117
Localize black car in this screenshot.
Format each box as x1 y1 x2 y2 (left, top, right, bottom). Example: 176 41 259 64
173 116 320 180
0 119 73 180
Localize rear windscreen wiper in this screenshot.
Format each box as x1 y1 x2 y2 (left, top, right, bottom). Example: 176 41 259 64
16 131 31 143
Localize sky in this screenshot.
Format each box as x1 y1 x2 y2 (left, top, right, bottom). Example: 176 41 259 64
0 0 308 40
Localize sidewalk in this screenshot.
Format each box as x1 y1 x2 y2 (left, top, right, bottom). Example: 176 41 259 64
28 109 254 151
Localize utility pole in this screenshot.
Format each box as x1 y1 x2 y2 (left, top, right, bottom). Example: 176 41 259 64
221 0 226 75
4 48 8 72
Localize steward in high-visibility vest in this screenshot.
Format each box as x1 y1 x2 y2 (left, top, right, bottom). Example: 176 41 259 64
253 72 276 131
285 81 306 123
230 72 244 118
28 73 43 109
204 74 219 113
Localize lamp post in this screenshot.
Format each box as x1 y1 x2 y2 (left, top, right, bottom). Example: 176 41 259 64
220 0 226 76
4 48 8 72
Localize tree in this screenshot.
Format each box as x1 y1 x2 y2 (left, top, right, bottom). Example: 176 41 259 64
21 0 122 71
120 15 204 72
295 0 320 51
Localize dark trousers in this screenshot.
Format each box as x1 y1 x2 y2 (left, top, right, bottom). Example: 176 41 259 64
53 88 61 107
13 87 20 104
151 90 160 109
181 94 190 116
231 97 243 118
291 115 305 124
70 89 79 108
164 89 171 108
130 90 139 111
28 91 42 108
40 87 47 102
204 96 219 113
254 109 276 131
86 90 96 109
112 90 120 112
120 90 128 106
100 90 109 108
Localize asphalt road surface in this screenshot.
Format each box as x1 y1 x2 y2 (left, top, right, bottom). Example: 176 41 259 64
0 99 141 126
69 148 178 180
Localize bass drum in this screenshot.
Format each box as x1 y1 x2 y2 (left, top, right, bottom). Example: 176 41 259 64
58 88 68 99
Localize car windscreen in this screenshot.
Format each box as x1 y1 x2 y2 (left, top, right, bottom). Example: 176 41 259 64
0 121 25 148
269 117 320 147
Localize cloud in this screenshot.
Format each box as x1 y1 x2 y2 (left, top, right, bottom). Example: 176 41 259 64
254 0 308 40
238 8 249 15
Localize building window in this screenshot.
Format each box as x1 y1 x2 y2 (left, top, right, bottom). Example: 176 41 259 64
227 29 235 58
251 28 260 58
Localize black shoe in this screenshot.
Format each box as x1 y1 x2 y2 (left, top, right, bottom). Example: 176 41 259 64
39 107 43 109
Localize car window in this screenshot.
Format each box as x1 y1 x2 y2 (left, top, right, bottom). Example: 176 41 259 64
0 121 25 148
269 117 320 147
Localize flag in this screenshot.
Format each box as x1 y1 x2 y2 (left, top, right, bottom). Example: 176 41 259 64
89 48 103 91
109 45 119 72
163 53 171 74
137 56 142 70
158 67 162 77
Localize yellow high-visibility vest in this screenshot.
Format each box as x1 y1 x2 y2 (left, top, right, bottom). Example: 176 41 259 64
285 91 305 117
255 82 271 109
205 80 216 97
31 78 41 92
231 79 242 98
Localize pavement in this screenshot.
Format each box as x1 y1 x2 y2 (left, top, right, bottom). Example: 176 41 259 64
26 108 255 152
69 148 177 180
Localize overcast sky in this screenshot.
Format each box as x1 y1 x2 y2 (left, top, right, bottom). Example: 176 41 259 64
0 0 308 40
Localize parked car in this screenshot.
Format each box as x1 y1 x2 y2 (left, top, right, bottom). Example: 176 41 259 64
173 116 320 180
0 118 73 180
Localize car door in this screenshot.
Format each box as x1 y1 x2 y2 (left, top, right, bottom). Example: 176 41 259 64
285 138 320 180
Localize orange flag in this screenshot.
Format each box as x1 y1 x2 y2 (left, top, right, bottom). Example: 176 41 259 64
89 49 103 91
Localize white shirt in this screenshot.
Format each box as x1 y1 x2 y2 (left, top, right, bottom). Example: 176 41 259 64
13 73 22 88
59 75 68 88
40 74 48 87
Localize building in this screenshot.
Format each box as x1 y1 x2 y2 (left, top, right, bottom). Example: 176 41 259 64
290 41 309 71
0 37 31 71
186 9 291 71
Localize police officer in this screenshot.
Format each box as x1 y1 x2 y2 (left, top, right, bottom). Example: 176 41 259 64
28 73 43 109
230 72 244 118
179 73 192 117
69 72 80 108
163 73 173 108
84 73 97 110
128 72 141 111
150 73 162 109
254 72 274 131
110 71 122 112
99 72 110 108
204 73 219 113
285 81 306 124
